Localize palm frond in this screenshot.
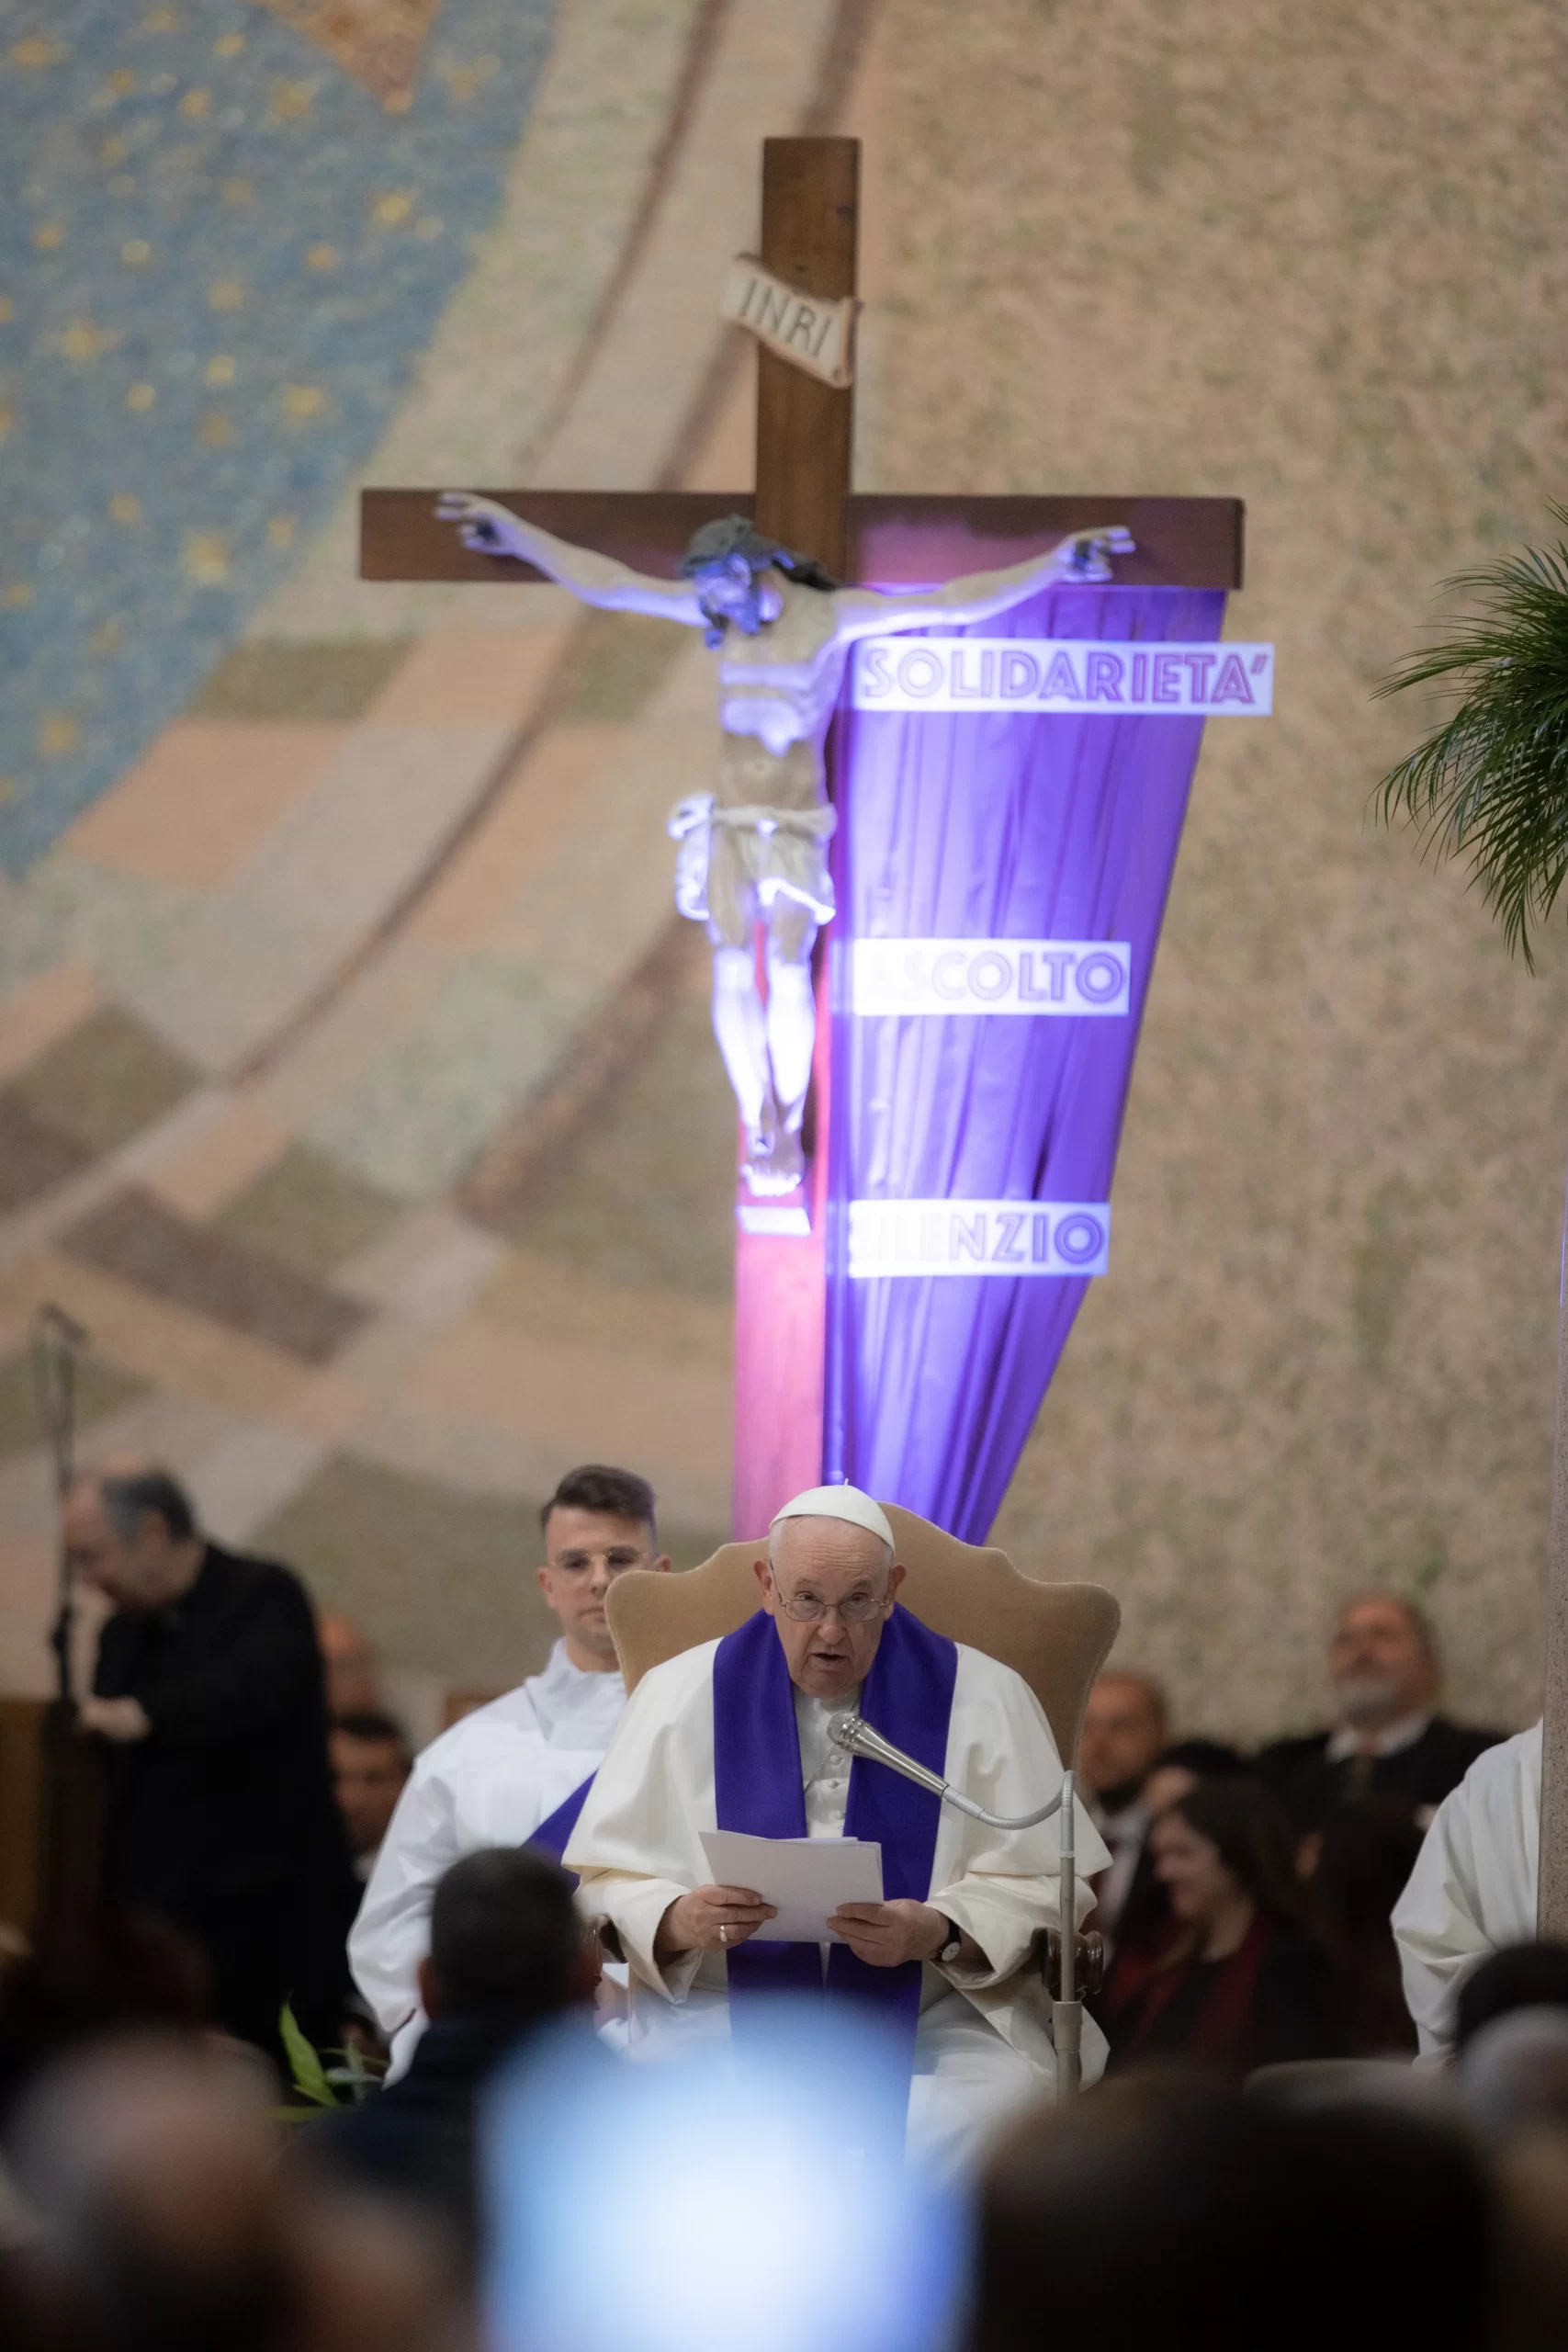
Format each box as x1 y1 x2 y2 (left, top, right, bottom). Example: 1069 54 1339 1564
1374 503 1568 968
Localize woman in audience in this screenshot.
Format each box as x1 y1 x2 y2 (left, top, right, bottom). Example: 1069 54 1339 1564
1102 1777 1347 2075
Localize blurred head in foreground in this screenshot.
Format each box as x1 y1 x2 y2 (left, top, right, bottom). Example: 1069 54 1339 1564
486 1997 962 2352
973 2075 1494 2352
8 2036 447 2352
0 1907 213 2134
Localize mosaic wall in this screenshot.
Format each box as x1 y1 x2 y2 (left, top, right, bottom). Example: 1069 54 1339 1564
0 0 1563 1743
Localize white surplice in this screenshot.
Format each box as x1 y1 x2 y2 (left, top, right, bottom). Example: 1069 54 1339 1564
1392 1721 1540 2055
351 1641 626 2073
565 1633 1110 2171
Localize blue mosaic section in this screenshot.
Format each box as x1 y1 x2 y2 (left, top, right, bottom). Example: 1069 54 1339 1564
0 0 558 872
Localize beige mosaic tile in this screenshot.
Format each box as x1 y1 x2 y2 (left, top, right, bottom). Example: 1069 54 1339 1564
10 1007 200 1157
0 1252 308 1421
213 1141 402 1278
0 964 104 1086
191 641 414 724
142 1091 295 1220
407 719 634 948
127 724 513 1071
366 624 570 729
62 722 347 895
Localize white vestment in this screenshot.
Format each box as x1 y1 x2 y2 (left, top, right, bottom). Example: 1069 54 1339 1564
351 1641 626 2073
565 1634 1110 2173
1391 1721 1540 2055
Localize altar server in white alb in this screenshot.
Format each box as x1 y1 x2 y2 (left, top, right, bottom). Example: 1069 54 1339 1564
1392 1720 1541 2056
566 1486 1108 2173
351 1464 669 2073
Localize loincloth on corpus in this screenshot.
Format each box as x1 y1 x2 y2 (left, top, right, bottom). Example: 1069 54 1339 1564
666 795 837 944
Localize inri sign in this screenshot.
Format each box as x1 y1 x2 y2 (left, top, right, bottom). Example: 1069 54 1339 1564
851 639 1274 716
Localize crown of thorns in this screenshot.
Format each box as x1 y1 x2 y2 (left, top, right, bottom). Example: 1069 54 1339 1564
678 514 839 592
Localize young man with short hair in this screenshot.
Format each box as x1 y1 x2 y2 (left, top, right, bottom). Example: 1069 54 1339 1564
349 1464 669 2074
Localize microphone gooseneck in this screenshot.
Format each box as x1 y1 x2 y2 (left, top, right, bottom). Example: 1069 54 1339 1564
828 1713 1067 1830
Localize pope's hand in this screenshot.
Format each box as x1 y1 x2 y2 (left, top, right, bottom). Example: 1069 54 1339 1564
657 1883 778 1958
828 1900 949 1968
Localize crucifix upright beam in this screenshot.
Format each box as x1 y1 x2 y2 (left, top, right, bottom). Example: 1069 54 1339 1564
359 134 1243 1538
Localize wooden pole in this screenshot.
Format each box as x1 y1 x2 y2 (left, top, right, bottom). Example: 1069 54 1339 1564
752 137 858 572
730 137 859 1539
1540 1181 1568 1933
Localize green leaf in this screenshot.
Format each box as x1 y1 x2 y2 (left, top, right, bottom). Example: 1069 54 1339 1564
1374 503 1568 967
277 2001 337 2108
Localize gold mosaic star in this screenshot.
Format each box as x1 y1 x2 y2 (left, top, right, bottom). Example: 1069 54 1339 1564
215 32 245 56
92 617 122 654
178 87 210 118
108 493 141 525
0 298 11 322
10 37 68 68
281 384 325 420
121 239 152 267
374 190 413 225
199 410 234 447
126 383 156 412
266 515 298 548
209 278 245 311
0 405 13 444
205 354 236 386
59 322 119 361
108 69 136 94
222 177 254 205
142 7 177 29
34 223 64 251
39 715 80 757
1 582 33 607
182 533 229 585
306 243 337 270
268 77 315 121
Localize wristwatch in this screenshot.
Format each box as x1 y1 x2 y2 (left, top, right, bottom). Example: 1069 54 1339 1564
934 1918 964 1966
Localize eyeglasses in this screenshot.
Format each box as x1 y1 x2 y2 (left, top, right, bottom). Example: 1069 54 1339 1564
770 1576 891 1625
549 1548 651 1578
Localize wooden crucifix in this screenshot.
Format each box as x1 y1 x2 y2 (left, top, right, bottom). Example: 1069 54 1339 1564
360 135 1243 1536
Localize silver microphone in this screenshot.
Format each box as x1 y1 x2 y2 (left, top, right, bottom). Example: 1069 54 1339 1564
828 1713 1067 1831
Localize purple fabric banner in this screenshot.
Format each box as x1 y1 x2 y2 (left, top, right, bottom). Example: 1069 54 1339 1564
823 583 1227 1540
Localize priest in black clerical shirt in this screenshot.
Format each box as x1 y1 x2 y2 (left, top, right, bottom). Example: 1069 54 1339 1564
1257 1592 1504 1837
67 1461 357 2059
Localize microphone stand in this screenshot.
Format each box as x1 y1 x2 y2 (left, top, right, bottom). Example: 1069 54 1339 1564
29 1304 101 1934
829 1712 1083 2101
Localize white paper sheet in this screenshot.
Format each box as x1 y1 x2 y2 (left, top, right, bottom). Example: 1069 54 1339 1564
698 1828 884 1942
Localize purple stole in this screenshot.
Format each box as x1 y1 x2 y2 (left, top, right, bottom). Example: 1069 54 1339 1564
712 1604 958 2061
527 1774 595 1878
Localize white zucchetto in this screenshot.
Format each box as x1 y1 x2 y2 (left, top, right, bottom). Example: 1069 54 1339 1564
770 1484 896 1550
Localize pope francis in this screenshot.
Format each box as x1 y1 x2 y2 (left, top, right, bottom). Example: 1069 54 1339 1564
565 1486 1109 2172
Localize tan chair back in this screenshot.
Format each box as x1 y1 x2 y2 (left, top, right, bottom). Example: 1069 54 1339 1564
606 1504 1120 1763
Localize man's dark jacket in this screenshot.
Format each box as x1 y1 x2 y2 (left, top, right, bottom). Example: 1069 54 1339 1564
1257 1715 1505 1834
94 1542 356 2052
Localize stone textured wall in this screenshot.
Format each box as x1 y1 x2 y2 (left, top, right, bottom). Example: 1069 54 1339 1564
873 0 1568 1736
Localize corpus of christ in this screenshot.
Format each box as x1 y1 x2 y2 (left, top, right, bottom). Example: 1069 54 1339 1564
2 14 1568 2340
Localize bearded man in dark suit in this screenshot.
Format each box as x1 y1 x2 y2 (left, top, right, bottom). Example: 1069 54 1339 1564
68 1461 356 2058
1258 1593 1504 1838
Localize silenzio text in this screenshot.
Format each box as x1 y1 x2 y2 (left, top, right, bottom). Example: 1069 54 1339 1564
852 939 1131 1017
850 639 1274 716
848 1200 1111 1280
